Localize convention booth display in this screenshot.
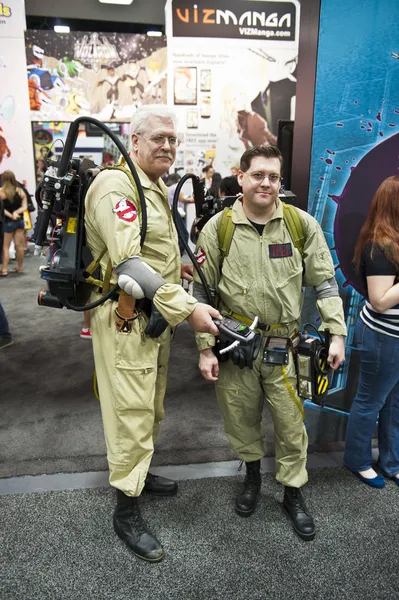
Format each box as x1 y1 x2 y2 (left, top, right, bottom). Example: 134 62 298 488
4 0 399 439
302 0 399 418
24 1 299 181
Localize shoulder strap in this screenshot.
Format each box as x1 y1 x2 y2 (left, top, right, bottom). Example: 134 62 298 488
218 207 236 266
282 202 306 257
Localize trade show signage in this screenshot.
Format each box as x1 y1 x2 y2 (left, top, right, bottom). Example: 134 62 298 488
0 0 35 201
0 1 26 39
172 0 297 41
25 31 167 121
166 0 299 176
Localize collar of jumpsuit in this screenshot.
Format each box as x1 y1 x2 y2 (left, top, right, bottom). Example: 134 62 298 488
117 155 169 200
233 195 283 226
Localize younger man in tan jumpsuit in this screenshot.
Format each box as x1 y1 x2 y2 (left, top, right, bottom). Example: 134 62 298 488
194 145 346 541
85 105 221 562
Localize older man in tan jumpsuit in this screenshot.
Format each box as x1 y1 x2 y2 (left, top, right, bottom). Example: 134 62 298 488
85 104 220 563
194 145 346 541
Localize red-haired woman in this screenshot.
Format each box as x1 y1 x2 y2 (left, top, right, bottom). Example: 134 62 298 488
344 176 399 488
0 170 27 276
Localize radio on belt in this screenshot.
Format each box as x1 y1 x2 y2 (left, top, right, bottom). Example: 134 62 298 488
263 336 289 365
214 316 255 343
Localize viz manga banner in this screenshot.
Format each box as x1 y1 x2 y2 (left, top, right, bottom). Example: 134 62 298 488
25 31 167 122
165 0 300 176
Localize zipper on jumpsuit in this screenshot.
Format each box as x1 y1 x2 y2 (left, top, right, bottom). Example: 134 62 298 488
259 231 267 327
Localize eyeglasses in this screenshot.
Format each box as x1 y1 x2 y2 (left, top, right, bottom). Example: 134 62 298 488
138 134 181 147
247 172 281 184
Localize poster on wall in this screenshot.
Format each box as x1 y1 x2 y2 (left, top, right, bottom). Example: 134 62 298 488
166 0 300 176
25 31 167 122
0 1 36 198
306 0 399 412
32 122 69 183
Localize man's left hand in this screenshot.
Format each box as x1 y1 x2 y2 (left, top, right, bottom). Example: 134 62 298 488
181 263 194 282
327 335 346 370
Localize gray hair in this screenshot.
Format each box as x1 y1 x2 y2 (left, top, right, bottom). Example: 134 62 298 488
129 104 178 138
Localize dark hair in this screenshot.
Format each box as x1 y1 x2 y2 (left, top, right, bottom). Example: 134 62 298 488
166 172 180 186
354 176 399 270
1 170 17 202
220 175 242 197
209 172 222 197
239 145 283 173
202 164 214 174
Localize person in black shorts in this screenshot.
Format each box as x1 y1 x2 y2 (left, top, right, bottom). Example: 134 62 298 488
0 170 28 276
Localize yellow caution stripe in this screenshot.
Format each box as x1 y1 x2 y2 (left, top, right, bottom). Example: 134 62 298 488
282 365 305 420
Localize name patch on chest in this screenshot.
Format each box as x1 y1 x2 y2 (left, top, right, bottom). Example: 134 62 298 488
269 243 293 258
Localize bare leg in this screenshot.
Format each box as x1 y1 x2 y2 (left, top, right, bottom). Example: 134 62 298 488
1 232 13 274
13 229 25 272
83 307 91 329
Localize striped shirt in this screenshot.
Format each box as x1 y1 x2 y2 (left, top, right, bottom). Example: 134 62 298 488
360 243 399 338
361 301 399 338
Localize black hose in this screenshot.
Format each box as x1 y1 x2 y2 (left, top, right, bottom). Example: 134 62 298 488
57 116 147 247
171 173 214 306
63 284 120 311
35 180 43 209
40 117 149 312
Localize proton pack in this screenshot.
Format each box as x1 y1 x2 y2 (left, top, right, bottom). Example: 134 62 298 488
35 116 147 312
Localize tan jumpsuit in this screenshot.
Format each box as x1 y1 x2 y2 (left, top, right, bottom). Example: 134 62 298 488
85 159 197 496
194 199 346 487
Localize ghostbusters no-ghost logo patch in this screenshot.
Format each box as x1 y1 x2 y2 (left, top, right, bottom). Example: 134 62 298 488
195 246 207 265
112 198 137 223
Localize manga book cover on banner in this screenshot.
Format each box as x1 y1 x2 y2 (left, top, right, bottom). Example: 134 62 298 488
25 31 167 122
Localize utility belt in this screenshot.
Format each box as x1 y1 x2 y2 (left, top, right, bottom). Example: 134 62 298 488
221 307 333 416
224 308 287 332
217 306 299 365
223 306 299 342
219 307 304 418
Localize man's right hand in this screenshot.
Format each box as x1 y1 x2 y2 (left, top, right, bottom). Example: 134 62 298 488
186 303 222 335
199 348 219 381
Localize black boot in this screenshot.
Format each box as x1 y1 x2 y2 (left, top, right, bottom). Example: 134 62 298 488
143 472 178 496
283 486 315 541
113 490 164 562
235 460 261 516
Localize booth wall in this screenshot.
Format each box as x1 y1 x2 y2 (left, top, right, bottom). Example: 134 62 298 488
24 0 165 26
0 0 36 198
302 0 399 439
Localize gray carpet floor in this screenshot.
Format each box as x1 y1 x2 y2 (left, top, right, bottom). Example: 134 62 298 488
1 253 348 479
1 467 398 600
